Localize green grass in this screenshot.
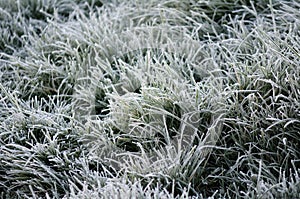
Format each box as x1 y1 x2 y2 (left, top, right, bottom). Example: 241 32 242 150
1 0 300 198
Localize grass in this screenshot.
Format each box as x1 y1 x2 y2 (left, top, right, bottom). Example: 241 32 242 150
0 0 300 198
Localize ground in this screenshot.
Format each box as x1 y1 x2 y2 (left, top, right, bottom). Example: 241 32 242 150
0 0 300 198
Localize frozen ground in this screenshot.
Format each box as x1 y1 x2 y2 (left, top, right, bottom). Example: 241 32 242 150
0 0 300 198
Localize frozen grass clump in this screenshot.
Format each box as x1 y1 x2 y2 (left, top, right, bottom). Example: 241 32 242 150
1 0 300 198
0 86 104 198
0 0 102 55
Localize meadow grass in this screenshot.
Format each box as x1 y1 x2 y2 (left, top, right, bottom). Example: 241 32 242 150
1 0 300 198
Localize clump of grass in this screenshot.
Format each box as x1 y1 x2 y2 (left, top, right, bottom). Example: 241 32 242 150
0 86 102 198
